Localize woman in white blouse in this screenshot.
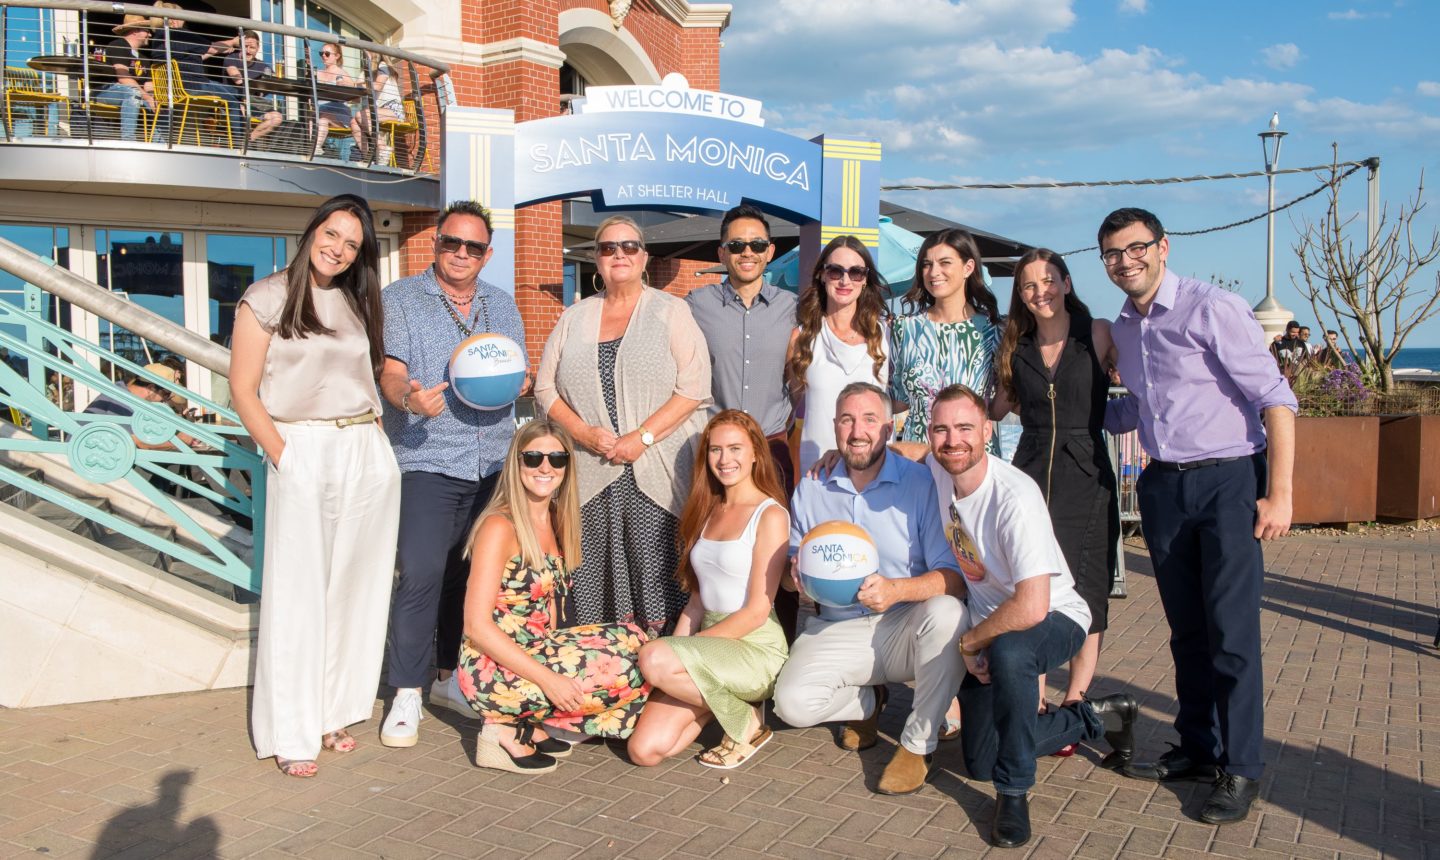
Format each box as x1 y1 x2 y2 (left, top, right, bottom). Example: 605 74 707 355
785 236 892 476
230 194 400 778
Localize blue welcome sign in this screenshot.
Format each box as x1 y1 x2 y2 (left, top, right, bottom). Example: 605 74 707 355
442 74 880 296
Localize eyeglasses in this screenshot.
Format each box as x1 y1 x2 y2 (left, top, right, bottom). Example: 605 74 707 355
597 240 643 257
1099 238 1160 267
822 263 868 282
722 239 771 254
520 450 571 469
320 50 338 57
436 234 489 257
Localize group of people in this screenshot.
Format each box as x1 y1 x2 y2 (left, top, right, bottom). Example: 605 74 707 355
1271 318 1346 379
88 5 401 158
230 194 1295 849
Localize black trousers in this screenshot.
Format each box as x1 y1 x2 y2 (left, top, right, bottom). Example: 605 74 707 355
1138 454 1266 779
386 470 498 689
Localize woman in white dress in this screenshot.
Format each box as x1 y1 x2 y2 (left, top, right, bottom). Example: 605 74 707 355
231 194 400 778
785 236 891 477
627 410 790 769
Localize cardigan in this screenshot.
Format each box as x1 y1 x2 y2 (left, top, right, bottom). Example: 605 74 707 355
534 288 712 513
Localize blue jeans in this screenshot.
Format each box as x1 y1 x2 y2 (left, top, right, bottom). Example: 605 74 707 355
96 83 149 140
958 611 1099 793
155 78 242 145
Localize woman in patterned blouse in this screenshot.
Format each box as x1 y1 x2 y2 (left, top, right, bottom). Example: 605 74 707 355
888 228 1003 460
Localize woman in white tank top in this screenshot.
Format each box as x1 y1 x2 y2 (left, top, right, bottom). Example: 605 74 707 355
627 411 790 770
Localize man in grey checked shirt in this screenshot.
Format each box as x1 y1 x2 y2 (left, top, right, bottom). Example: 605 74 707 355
685 203 800 641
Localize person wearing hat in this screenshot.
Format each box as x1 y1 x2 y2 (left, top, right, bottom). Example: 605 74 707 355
93 14 160 141
82 362 203 451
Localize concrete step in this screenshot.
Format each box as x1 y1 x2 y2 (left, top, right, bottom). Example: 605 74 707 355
22 498 100 537
95 525 173 568
168 560 259 605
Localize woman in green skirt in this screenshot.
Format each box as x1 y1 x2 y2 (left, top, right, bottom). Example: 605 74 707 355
627 410 790 769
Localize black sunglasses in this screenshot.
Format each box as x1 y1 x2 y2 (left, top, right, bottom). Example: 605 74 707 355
520 450 571 469
597 240 643 257
722 238 771 254
822 263 869 282
436 234 490 257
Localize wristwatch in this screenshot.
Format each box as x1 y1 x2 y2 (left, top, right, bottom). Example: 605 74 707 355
638 426 655 447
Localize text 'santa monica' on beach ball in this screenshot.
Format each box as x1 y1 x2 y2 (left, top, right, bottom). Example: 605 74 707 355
798 521 879 609
448 333 525 411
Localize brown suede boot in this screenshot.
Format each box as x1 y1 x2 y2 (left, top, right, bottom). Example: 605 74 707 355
839 684 887 751
876 746 932 795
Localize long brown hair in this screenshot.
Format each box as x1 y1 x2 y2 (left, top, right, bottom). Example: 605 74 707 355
996 248 1093 400
466 419 582 570
276 194 385 377
901 228 1000 323
674 410 787 594
786 236 889 398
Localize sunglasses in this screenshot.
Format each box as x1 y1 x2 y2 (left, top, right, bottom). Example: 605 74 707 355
436 234 490 257
597 240 643 257
722 238 771 254
520 450 571 469
822 263 869 282
320 50 338 57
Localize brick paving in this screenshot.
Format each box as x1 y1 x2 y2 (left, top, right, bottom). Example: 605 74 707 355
1 529 1435 859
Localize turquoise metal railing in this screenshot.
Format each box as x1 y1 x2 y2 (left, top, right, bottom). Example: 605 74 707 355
0 280 263 594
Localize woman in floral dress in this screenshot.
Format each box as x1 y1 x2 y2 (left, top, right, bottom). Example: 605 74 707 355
457 419 650 773
889 228 1003 460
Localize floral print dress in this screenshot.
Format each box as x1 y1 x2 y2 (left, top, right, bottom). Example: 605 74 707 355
889 312 1002 453
457 554 651 738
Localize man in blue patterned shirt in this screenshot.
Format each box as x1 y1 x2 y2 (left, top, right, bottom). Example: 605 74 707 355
376 200 528 748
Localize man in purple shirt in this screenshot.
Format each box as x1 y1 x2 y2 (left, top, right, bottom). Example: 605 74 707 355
1100 208 1295 825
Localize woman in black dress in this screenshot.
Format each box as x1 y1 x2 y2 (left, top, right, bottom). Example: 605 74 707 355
991 248 1119 717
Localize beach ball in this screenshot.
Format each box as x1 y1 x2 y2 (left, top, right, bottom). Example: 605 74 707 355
448 333 525 410
798 521 879 609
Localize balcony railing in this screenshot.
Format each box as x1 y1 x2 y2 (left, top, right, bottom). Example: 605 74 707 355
0 0 451 174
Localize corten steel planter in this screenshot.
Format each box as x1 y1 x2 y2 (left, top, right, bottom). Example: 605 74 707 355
1377 415 1440 521
1293 415 1378 524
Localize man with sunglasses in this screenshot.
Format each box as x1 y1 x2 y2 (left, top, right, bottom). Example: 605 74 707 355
685 204 801 640
1100 208 1295 825
376 200 528 748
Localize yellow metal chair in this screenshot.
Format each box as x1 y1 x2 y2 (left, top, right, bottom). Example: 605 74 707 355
151 60 233 148
377 99 419 166
4 66 70 136
83 98 153 141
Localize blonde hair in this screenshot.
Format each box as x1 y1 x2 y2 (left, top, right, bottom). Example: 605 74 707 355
465 420 582 570
595 215 646 247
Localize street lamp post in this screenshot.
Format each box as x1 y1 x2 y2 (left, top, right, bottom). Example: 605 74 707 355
1253 113 1293 338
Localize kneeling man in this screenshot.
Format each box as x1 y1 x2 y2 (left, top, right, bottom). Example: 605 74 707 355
773 382 964 796
928 385 1135 848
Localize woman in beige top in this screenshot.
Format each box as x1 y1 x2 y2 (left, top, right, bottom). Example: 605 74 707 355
230 194 400 778
534 215 711 639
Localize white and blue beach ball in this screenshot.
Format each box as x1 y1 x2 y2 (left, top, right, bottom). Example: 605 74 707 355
798 521 879 609
448 333 525 411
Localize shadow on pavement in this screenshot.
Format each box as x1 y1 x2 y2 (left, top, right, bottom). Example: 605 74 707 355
91 770 219 859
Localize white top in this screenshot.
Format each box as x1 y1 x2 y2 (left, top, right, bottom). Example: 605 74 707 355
926 453 1092 633
690 497 785 614
797 322 890 477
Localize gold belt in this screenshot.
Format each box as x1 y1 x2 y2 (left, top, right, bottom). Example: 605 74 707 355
279 411 378 428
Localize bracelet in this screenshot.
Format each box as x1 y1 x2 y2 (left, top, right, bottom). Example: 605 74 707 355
961 643 982 657
400 391 414 415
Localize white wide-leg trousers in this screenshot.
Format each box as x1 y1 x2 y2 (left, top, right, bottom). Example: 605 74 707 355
251 421 401 761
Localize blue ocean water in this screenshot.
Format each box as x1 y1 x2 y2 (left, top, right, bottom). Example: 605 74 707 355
1391 347 1440 372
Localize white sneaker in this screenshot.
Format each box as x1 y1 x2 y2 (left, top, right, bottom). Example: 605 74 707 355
380 688 423 747
429 673 481 720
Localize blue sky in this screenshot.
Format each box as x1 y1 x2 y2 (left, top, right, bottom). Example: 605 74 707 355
719 0 1440 349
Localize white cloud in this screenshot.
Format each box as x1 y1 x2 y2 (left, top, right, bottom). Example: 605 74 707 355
1418 81 1440 97
1262 43 1302 70
1118 0 1148 13
1294 97 1440 138
1328 8 1389 20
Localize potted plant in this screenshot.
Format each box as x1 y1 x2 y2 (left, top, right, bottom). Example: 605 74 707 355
1290 365 1378 524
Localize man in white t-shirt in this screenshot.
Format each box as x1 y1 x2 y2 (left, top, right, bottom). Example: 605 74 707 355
926 385 1137 849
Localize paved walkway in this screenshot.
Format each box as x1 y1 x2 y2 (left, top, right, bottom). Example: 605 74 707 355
1 530 1436 859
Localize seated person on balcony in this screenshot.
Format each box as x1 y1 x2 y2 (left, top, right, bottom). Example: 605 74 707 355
222 32 282 144
93 14 160 141
148 2 243 145
313 42 360 157
82 363 202 451
350 50 405 163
